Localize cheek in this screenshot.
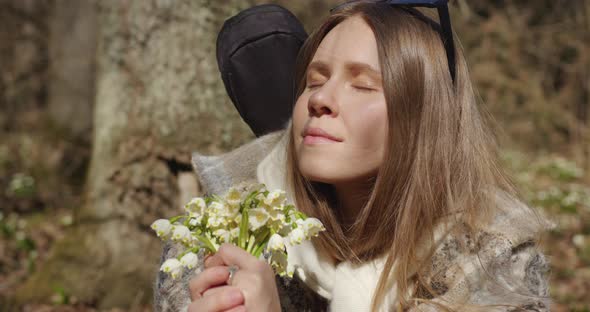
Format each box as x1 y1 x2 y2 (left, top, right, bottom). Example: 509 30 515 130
291 93 388 183
292 96 309 140
348 101 388 150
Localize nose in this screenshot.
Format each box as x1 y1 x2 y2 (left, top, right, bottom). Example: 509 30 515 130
307 82 339 117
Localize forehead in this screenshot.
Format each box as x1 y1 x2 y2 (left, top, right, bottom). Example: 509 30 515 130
311 15 380 71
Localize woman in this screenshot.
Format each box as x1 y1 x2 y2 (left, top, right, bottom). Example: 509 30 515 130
154 2 554 311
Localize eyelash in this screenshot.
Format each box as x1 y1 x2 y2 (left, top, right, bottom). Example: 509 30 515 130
306 83 374 92
353 86 375 92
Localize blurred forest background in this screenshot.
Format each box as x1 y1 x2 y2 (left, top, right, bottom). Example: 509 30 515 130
0 0 588 311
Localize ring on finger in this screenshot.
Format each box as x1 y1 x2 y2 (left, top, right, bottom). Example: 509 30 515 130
227 265 239 286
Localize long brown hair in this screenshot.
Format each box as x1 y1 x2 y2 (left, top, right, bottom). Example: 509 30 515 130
286 2 533 311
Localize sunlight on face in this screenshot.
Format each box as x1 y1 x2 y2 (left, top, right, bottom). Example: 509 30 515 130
292 15 388 184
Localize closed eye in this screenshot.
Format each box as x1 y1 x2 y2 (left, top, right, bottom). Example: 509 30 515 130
353 85 375 92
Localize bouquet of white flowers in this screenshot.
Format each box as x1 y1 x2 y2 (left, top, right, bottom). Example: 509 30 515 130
151 182 325 279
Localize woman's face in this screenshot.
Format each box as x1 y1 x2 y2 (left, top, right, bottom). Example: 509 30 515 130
292 15 388 184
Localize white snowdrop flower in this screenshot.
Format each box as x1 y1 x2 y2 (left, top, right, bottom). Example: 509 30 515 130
248 207 270 231
233 213 242 225
289 228 305 245
287 208 299 222
188 217 200 227
213 228 232 243
295 218 305 227
264 190 286 207
302 218 325 238
573 234 585 248
210 201 234 218
151 219 172 238
267 208 285 222
239 182 266 195
227 204 240 218
268 233 285 251
224 187 242 207
209 201 226 214
180 252 199 269
278 223 292 237
286 263 296 278
267 218 285 234
189 212 204 224
255 193 266 204
172 225 192 244
285 261 301 278
269 250 289 276
229 227 240 240
207 213 225 228
185 197 206 214
160 258 183 279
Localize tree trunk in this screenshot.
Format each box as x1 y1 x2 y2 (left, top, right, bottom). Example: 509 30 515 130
15 0 253 309
48 0 97 139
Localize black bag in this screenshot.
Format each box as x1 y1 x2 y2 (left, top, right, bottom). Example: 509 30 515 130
216 4 308 137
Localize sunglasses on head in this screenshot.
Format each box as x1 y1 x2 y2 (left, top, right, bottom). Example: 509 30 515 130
330 0 456 84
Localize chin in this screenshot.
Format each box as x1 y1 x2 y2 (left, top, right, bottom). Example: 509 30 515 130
298 160 364 184
298 158 340 183
298 156 380 184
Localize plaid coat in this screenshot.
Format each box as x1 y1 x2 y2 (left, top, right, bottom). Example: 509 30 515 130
153 129 554 312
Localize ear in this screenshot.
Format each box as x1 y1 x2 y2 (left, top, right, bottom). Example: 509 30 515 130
216 4 307 137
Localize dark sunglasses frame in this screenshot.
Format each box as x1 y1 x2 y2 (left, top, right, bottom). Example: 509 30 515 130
330 0 456 84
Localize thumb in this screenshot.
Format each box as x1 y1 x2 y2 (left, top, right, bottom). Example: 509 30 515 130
217 243 260 269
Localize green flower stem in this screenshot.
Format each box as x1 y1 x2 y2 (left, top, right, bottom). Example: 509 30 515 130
246 234 256 253
254 228 270 244
177 249 189 259
250 229 270 256
169 215 185 224
194 234 217 253
239 208 249 249
242 190 258 211
252 243 266 258
176 246 203 259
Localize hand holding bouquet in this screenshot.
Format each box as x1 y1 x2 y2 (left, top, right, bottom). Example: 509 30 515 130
151 182 325 279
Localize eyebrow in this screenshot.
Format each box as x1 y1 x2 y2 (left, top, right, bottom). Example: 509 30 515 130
307 60 382 81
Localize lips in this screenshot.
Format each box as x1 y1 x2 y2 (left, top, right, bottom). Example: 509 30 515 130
302 127 343 142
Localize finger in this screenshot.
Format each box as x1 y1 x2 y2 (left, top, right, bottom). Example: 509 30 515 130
187 287 244 312
189 266 230 301
224 305 246 312
205 253 224 268
202 285 240 298
217 243 260 269
203 253 214 266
